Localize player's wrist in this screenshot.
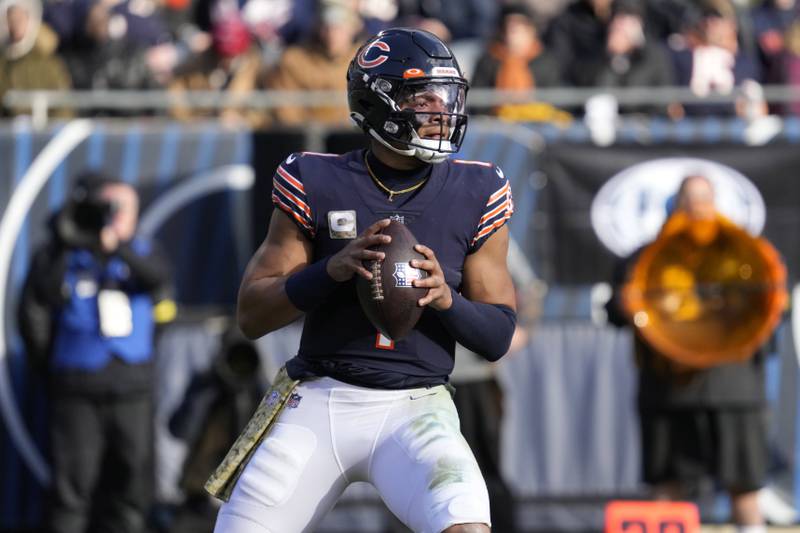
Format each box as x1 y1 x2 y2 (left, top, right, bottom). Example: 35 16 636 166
325 254 351 282
437 289 467 318
285 256 341 312
438 291 517 361
433 287 453 311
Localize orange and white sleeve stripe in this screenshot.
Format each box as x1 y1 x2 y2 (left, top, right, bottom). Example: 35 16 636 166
271 163 314 236
471 179 513 249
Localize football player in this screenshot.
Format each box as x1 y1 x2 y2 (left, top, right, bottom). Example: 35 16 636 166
208 28 516 533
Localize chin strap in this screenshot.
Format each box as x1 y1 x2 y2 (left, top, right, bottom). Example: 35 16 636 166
412 136 452 163
369 129 416 157
368 129 451 164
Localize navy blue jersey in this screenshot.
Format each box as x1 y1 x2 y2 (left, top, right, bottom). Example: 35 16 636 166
272 149 513 389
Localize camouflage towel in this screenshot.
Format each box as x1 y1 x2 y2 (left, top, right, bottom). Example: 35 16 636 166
204 366 300 501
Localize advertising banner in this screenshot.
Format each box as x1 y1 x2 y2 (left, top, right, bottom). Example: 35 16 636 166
535 143 800 284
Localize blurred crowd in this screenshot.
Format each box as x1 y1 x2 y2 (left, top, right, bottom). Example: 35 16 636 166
2 0 800 122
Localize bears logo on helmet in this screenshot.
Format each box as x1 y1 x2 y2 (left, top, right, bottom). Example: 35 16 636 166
357 40 391 69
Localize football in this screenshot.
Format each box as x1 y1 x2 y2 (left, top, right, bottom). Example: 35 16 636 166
356 221 428 340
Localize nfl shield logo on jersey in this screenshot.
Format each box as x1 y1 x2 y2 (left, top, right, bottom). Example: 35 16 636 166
287 392 303 408
393 263 422 288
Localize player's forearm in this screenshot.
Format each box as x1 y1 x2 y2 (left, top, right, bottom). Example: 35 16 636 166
437 290 517 362
237 276 303 339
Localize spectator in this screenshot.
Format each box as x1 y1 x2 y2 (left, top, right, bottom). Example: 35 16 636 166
471 3 564 121
404 14 451 42
752 0 799 112
545 0 614 87
193 0 290 70
357 0 399 35
592 0 676 116
42 0 84 45
784 18 800 114
263 0 362 126
643 0 698 42
518 0 572 30
0 0 72 116
168 10 267 126
18 174 173 533
279 0 397 44
670 0 765 117
274 0 318 45
606 174 782 533
160 0 204 43
59 0 173 93
239 0 290 66
396 0 498 41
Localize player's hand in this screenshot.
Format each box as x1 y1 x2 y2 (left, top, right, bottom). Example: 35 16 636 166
326 219 392 282
411 244 452 310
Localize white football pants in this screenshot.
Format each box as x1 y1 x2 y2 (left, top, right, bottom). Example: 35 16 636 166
213 376 491 533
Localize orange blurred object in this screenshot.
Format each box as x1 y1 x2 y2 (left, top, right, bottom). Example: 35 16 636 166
622 211 787 368
605 500 700 533
165 0 190 11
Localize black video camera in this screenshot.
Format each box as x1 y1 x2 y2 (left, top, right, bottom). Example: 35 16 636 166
71 195 117 234
57 173 120 248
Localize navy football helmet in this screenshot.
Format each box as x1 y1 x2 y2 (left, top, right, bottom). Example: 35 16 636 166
347 28 468 164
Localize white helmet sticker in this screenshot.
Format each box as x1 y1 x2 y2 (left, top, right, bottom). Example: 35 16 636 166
431 66 460 77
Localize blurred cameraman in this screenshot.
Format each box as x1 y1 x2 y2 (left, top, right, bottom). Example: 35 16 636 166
18 173 172 533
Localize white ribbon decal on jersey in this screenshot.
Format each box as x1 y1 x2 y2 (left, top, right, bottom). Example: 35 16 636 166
358 40 390 69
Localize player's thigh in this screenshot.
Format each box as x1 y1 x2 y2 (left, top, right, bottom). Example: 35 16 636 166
214 388 347 532
371 395 491 533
